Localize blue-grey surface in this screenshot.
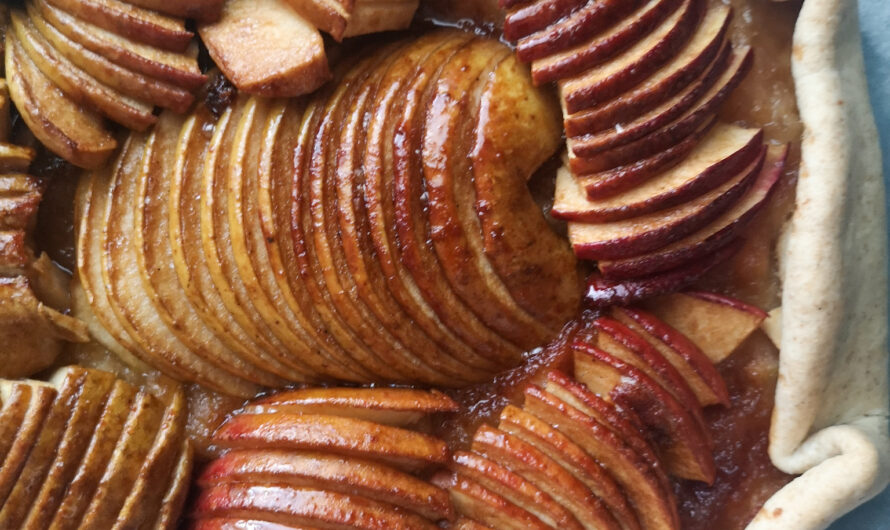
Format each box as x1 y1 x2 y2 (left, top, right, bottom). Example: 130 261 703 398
830 1 890 529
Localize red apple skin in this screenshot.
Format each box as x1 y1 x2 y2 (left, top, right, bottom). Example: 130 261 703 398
516 0 649 64
685 291 769 319
583 238 742 309
503 0 589 42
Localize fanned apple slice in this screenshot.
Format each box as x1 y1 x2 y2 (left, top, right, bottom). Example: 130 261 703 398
611 306 728 406
454 518 494 530
378 32 522 367
199 449 453 521
47 379 136 530
511 0 632 59
472 425 621 529
35 0 205 89
358 32 505 373
112 389 188 530
571 45 752 159
498 405 641 530
193 519 317 530
0 144 35 172
526 0 675 81
471 51 579 329
5 31 116 169
342 0 420 39
27 3 194 112
558 0 698 113
422 39 554 349
283 0 351 40
42 0 193 51
569 150 764 261
643 291 769 363
214 413 450 472
502 0 588 42
246 387 458 427
194 483 438 529
153 440 193 530
573 344 715 483
125 0 223 20
597 145 786 279
0 383 31 463
521 386 679 530
439 472 551 530
199 0 330 98
0 381 56 505
78 389 165 528
452 450 585 530
564 9 730 138
557 124 763 222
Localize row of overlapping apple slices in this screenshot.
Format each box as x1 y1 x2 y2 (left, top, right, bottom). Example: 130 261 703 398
3 0 419 169
1 290 766 529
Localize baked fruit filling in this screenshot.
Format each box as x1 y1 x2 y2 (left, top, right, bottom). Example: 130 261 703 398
0 0 806 528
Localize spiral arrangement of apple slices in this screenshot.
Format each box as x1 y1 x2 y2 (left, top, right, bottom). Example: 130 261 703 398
193 387 457 528
0 366 192 529
439 290 768 530
501 0 788 307
73 31 580 395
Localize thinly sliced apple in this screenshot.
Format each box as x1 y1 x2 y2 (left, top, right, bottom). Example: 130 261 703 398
125 0 223 20
246 387 458 427
342 0 420 39
214 412 451 472
0 190 41 231
192 519 305 530
27 3 195 112
0 383 32 462
573 344 715 482
439 471 551 530
571 45 752 159
643 291 768 363
35 0 205 89
454 518 495 530
11 9 156 131
526 0 676 79
584 239 742 308
284 0 351 40
502 0 588 42
472 425 621 529
194 483 438 529
153 440 193 530
569 151 764 261
5 31 116 169
472 51 579 329
498 405 642 530
42 0 193 51
379 31 522 367
421 38 554 349
0 80 10 142
564 11 730 138
558 0 698 113
452 450 585 530
557 125 763 222
78 389 165 528
17 369 115 529
47 379 136 530
199 449 453 521
0 144 35 172
596 145 786 279
0 381 56 505
199 0 330 98
521 386 679 530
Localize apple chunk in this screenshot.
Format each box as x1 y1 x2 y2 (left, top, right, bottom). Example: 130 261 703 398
343 0 421 39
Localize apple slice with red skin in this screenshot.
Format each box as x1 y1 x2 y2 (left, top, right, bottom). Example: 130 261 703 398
193 519 311 530
342 0 420 39
564 16 730 138
11 10 157 131
498 405 642 530
526 0 678 81
0 381 56 506
571 45 752 159
125 0 223 21
573 344 715 482
153 440 193 530
597 145 786 280
42 0 193 51
5 31 116 169
199 449 453 521
643 291 768 363
584 238 742 308
472 425 621 529
556 125 763 222
502 0 588 42
521 385 679 530
245 387 458 427
611 306 729 406
437 471 551 530
452 450 586 530
213 413 450 472
34 0 205 89
558 0 700 113
193 483 439 529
